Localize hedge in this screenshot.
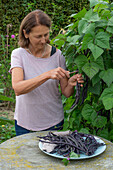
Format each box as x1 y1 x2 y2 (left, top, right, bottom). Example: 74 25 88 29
0 0 90 38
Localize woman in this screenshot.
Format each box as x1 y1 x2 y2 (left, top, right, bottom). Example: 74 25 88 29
10 10 84 136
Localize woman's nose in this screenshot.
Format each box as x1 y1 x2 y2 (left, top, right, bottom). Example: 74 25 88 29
41 36 46 43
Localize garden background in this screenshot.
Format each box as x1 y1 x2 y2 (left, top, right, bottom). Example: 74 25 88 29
0 0 113 144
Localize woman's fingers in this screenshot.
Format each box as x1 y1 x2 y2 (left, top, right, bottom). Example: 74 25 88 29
65 71 70 78
77 74 84 86
49 67 69 80
77 74 84 83
58 68 70 79
68 73 84 87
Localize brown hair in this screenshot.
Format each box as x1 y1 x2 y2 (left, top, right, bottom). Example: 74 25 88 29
18 10 51 48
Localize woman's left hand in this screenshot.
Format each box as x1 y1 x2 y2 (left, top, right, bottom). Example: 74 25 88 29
68 73 84 87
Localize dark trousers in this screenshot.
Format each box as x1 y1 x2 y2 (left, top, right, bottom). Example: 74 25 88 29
15 119 64 136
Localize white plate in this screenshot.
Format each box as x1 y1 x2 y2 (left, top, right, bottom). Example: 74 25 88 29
39 136 106 160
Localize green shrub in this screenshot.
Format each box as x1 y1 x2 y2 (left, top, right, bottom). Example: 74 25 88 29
51 0 113 142
0 0 90 38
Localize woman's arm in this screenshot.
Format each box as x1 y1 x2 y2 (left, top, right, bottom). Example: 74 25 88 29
12 67 50 96
11 67 69 96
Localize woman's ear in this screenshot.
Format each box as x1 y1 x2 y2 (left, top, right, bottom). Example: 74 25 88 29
23 29 29 38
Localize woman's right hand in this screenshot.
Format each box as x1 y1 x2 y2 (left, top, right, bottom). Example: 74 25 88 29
48 67 70 80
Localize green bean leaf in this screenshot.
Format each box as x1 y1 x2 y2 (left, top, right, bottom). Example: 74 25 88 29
70 151 79 158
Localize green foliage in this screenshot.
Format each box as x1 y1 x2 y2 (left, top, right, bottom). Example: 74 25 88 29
62 151 79 166
0 33 17 104
62 158 70 166
0 117 16 144
0 117 14 125
0 95 15 102
0 27 17 143
51 0 113 142
0 0 90 38
99 84 113 110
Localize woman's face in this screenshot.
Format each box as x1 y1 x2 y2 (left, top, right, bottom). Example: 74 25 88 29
24 25 50 49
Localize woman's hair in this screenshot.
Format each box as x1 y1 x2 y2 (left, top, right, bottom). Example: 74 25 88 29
18 10 51 48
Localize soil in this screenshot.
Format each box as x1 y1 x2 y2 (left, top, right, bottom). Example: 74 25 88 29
0 103 14 120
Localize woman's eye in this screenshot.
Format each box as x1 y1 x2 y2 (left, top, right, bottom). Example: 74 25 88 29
44 34 48 37
44 33 49 37
36 36 41 38
35 33 49 39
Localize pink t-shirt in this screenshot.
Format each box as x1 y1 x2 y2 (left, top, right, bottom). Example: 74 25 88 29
11 47 66 131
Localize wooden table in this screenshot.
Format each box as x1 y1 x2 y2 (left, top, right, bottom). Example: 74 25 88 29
0 131 113 169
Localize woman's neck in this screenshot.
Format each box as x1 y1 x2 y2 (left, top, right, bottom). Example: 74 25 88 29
26 44 52 58
28 44 47 58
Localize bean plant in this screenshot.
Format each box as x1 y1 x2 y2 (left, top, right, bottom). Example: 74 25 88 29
51 0 113 142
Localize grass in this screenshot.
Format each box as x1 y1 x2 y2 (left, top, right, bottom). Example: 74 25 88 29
0 109 16 144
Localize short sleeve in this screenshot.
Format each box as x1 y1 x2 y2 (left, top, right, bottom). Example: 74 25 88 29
10 49 23 73
58 50 67 70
